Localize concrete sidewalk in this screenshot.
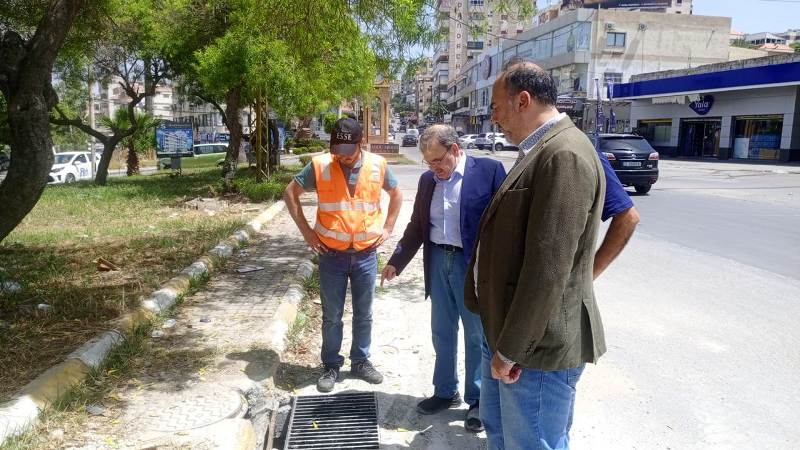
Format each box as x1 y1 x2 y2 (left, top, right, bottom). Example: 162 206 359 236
49 205 316 449
273 194 487 449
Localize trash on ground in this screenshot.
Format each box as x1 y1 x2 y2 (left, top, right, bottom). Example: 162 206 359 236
162 319 177 329
95 257 120 271
199 316 211 323
86 404 106 416
151 330 165 338
0 281 22 294
235 265 265 273
37 303 51 311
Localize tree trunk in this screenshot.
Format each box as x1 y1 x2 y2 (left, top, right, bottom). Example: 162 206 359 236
0 1 86 243
144 56 154 116
126 139 139 176
222 85 242 192
94 138 121 186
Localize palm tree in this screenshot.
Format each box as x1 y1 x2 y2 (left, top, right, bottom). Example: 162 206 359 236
100 110 160 176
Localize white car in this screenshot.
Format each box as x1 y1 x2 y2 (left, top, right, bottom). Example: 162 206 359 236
459 134 478 149
48 152 99 184
475 133 515 152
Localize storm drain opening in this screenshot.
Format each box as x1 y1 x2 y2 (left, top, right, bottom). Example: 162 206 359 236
284 392 379 449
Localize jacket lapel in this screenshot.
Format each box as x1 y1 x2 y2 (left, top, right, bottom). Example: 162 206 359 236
481 117 576 228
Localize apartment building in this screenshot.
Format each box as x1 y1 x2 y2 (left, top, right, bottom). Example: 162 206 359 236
436 0 537 82
446 6 730 134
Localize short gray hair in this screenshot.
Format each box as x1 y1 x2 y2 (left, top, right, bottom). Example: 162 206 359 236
419 124 459 153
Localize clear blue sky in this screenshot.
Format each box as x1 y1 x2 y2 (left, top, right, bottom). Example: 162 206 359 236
537 0 800 33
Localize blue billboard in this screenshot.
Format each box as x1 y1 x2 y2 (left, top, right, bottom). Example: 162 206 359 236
156 123 193 157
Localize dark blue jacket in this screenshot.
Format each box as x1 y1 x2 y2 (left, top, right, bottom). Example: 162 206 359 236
388 155 506 298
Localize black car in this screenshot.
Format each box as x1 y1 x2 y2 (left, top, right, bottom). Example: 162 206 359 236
0 150 9 172
595 134 659 194
401 134 418 147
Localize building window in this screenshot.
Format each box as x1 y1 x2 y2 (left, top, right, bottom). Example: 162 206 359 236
606 32 626 48
638 119 672 146
469 0 484 5
470 12 484 20
732 115 783 160
604 72 622 85
466 41 484 49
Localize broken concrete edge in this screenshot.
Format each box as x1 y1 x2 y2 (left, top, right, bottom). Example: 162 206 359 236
0 200 287 445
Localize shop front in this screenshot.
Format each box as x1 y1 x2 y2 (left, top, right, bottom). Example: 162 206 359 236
614 54 800 163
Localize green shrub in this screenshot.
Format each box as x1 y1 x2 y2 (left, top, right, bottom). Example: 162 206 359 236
236 177 286 202
293 146 309 155
299 155 312 166
292 138 326 149
323 112 338 134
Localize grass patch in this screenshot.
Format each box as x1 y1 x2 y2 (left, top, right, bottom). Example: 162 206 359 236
384 153 418 165
286 269 319 351
0 163 295 402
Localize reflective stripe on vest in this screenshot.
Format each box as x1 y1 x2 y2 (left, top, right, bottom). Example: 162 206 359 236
320 160 332 182
312 151 385 251
317 200 380 212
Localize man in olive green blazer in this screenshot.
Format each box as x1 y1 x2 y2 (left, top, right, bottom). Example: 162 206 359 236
464 61 606 449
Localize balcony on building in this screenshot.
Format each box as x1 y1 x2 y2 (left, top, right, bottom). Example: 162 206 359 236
466 41 484 50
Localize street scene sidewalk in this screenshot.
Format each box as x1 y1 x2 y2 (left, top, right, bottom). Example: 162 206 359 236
34 205 316 449
3 149 799 449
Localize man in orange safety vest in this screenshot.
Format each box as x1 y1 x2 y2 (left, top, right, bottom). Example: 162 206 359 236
284 117 403 392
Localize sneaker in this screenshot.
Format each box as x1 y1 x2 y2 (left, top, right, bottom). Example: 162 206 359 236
316 365 340 393
350 360 384 384
416 393 462 415
464 401 484 432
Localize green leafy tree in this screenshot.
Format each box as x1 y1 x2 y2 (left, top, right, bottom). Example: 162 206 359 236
100 109 159 176
50 0 169 185
0 0 108 243
791 42 800 53
158 0 434 188
425 100 449 122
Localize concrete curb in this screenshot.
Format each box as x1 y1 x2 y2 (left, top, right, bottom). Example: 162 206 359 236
266 260 316 354
0 201 287 444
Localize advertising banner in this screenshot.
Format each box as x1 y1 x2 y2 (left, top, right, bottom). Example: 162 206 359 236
156 122 194 158
563 0 671 8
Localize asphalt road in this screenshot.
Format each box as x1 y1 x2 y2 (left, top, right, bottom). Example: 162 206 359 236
386 139 800 449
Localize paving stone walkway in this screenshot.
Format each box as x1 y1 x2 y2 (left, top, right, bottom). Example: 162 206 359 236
53 202 316 449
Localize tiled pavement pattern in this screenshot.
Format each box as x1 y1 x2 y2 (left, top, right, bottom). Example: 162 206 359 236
59 201 316 449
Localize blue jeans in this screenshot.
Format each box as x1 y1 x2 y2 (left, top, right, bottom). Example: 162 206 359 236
480 340 584 450
318 249 377 367
429 245 484 405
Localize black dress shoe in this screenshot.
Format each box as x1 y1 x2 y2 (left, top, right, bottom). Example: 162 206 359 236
416 393 462 415
464 401 484 432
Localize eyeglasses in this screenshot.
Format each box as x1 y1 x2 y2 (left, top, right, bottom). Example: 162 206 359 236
423 146 452 167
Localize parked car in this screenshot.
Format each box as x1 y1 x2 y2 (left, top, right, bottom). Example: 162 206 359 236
192 142 228 155
0 150 9 172
595 133 659 194
401 133 419 147
475 133 515 152
458 134 478 149
406 128 419 137
48 152 96 184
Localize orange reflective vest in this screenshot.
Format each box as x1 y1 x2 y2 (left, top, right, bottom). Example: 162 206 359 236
312 151 386 251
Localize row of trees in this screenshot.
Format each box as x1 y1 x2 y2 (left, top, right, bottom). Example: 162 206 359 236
0 0 437 242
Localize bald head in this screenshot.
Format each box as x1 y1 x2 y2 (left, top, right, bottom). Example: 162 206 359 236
419 124 460 154
499 59 558 107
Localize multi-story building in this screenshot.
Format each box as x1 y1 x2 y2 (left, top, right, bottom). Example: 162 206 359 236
436 0 537 82
447 7 730 134
615 53 800 163
776 29 800 45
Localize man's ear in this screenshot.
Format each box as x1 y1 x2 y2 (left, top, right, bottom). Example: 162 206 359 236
517 90 532 112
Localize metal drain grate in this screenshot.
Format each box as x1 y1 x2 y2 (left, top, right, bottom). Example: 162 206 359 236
284 392 379 449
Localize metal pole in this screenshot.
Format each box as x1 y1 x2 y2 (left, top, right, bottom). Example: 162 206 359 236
593 77 601 150
88 69 96 178
255 91 263 182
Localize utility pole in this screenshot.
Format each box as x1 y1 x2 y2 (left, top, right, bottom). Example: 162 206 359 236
87 67 96 178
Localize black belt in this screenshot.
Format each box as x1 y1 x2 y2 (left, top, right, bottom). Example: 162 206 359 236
432 242 463 252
